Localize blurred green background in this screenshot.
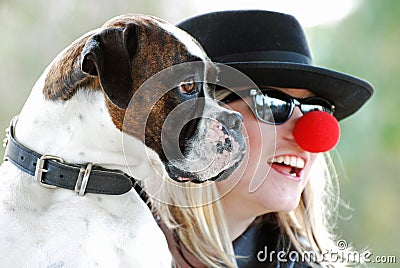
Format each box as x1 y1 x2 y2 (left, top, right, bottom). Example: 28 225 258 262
310 1 400 265
0 0 398 266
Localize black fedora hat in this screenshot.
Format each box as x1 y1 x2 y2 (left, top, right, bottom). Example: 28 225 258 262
177 10 374 120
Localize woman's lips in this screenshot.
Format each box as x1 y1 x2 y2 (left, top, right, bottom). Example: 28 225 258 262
268 155 306 181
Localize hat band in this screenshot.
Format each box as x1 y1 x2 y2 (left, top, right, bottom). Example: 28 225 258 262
214 51 312 65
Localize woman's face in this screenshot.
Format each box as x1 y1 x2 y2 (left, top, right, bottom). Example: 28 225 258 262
217 88 320 219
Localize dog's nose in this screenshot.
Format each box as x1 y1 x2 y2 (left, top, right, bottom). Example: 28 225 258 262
221 111 243 130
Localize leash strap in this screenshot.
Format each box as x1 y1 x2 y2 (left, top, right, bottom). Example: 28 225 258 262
3 116 134 195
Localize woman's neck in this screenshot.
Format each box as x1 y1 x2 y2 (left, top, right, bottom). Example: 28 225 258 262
220 196 257 241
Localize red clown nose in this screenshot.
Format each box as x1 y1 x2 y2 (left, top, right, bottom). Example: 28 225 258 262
293 111 340 153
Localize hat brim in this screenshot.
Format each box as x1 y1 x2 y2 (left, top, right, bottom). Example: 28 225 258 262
223 62 374 120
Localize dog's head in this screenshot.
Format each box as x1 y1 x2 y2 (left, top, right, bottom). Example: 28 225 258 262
44 14 246 183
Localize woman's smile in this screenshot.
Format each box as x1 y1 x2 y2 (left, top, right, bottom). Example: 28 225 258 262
268 154 307 181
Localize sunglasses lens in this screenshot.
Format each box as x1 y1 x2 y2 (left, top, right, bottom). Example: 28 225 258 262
254 90 291 124
254 94 274 123
301 98 333 114
252 89 334 125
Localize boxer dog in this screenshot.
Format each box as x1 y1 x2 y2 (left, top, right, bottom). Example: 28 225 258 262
0 14 245 267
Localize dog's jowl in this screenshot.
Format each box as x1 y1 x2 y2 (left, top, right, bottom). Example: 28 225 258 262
0 14 245 267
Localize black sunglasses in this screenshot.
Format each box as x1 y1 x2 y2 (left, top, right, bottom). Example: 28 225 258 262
249 88 335 125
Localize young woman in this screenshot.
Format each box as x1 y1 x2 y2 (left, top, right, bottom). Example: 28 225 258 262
143 10 374 267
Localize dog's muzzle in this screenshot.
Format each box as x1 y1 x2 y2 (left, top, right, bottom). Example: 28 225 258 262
165 108 245 183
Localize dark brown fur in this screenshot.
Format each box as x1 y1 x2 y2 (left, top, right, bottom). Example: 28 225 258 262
43 14 208 161
44 33 100 101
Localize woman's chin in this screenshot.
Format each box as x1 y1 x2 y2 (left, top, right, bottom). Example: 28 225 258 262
268 196 302 213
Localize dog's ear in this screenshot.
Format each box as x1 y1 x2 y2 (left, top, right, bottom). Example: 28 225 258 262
81 24 138 109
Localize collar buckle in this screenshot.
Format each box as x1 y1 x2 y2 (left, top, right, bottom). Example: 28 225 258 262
5 115 134 195
34 155 64 189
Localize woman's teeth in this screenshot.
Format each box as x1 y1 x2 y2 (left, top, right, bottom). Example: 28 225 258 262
271 155 305 169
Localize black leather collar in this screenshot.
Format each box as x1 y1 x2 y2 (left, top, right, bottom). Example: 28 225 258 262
3 116 135 196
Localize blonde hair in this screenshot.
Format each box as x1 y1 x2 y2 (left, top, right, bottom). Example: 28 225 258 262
143 90 351 267
143 175 236 267
278 152 345 267
144 152 350 267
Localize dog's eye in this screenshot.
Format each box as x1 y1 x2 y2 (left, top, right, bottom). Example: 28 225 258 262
179 78 196 94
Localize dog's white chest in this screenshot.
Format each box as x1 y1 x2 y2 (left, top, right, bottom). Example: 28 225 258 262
0 162 171 267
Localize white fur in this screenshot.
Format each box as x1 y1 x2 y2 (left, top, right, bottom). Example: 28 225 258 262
156 20 207 61
0 16 246 266
0 67 171 267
